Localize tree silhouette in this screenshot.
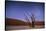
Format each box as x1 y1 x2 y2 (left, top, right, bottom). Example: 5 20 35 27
24 11 30 26
31 13 35 28
24 11 35 28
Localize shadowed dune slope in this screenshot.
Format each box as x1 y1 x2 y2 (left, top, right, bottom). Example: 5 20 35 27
5 18 31 26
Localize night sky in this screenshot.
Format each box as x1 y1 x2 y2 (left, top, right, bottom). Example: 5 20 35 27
6 1 44 22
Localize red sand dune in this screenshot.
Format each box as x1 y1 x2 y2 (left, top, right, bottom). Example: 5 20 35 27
5 18 44 27
6 18 31 26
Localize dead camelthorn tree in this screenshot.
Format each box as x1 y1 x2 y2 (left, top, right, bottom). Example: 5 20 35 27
24 11 32 28
27 13 35 28
26 11 35 28
31 13 35 28
24 11 35 28
24 12 30 26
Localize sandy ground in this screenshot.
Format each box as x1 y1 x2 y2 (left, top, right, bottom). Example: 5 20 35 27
6 25 44 31
6 25 44 30
6 26 32 30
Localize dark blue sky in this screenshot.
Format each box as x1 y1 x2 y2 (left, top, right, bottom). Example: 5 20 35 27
6 1 44 22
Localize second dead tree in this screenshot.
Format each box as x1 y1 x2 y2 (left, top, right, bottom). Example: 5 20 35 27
31 14 35 28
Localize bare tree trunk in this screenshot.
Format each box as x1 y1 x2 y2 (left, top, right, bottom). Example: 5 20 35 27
31 14 35 28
